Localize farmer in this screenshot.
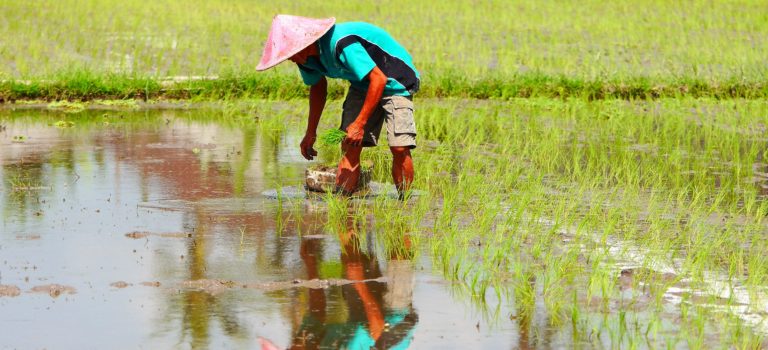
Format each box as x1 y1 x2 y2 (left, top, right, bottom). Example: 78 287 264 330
257 15 420 197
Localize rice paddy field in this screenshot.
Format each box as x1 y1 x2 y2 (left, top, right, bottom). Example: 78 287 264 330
2 1 768 349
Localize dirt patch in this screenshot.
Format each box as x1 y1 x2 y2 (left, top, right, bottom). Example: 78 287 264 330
300 234 328 240
176 277 389 295
244 277 388 292
110 281 131 288
0 285 21 297
15 235 41 240
29 284 76 298
180 279 236 295
125 231 193 239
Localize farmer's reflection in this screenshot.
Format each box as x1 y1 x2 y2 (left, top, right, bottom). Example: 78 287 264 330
262 215 418 349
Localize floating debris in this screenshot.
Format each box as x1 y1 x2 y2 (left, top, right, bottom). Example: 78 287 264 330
125 231 193 239
29 284 76 298
53 120 75 128
15 235 41 240
110 281 131 289
11 135 27 143
0 285 21 297
179 279 236 295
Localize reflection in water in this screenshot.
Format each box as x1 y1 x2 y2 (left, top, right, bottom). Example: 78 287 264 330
1 109 298 348
0 108 521 349
2 160 45 223
263 210 418 350
511 273 555 350
182 207 243 348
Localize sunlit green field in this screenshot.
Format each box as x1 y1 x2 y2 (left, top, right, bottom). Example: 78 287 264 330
3 0 768 347
1 0 767 99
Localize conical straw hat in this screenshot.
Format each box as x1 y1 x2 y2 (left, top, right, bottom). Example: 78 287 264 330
256 15 336 71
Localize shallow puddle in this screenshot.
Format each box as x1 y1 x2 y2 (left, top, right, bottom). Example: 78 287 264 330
0 108 527 349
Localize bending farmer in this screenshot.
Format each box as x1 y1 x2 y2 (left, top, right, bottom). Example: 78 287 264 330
257 15 420 196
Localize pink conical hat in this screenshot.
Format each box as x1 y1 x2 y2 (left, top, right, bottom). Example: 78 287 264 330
256 15 336 71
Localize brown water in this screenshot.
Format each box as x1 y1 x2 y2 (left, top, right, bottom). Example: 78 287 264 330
0 108 554 349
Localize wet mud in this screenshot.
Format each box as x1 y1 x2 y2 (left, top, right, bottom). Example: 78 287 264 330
176 277 391 295
109 281 131 288
124 231 193 239
29 284 76 298
0 285 21 297
14 235 41 240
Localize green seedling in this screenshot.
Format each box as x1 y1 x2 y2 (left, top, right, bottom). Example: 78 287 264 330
318 128 347 146
53 120 74 128
47 100 85 111
11 135 27 143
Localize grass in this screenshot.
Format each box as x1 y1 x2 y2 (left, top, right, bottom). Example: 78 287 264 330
338 96 768 348
2 71 767 102
1 0 767 100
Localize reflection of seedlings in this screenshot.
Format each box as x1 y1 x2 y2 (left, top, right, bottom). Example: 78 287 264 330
29 284 77 298
93 99 139 108
53 120 75 128
47 100 85 112
8 172 47 192
11 135 27 143
141 281 161 287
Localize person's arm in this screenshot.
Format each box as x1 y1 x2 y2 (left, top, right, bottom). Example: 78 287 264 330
300 76 328 160
344 66 387 146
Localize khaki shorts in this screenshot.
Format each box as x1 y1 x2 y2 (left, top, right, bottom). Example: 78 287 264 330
340 87 417 149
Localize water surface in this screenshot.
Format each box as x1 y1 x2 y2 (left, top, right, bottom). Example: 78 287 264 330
0 108 536 349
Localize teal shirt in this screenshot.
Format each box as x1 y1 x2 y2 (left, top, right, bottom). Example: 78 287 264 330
298 22 420 96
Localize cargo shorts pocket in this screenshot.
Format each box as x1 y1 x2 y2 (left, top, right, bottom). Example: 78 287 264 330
386 97 417 134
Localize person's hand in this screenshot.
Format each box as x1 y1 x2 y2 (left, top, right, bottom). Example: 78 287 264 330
300 133 318 160
344 122 365 146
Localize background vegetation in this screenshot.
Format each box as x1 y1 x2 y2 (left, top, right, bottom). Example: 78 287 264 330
1 0 767 100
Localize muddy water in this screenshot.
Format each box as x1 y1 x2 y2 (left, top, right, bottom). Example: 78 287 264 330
0 109 547 349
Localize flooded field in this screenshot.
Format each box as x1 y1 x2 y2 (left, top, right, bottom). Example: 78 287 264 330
2 99 768 348
0 106 528 349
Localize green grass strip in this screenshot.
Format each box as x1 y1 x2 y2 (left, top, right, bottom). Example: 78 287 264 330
1 70 766 102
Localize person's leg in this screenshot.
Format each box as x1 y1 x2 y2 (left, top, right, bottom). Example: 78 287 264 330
337 87 385 195
390 146 414 195
383 95 417 197
336 143 363 194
